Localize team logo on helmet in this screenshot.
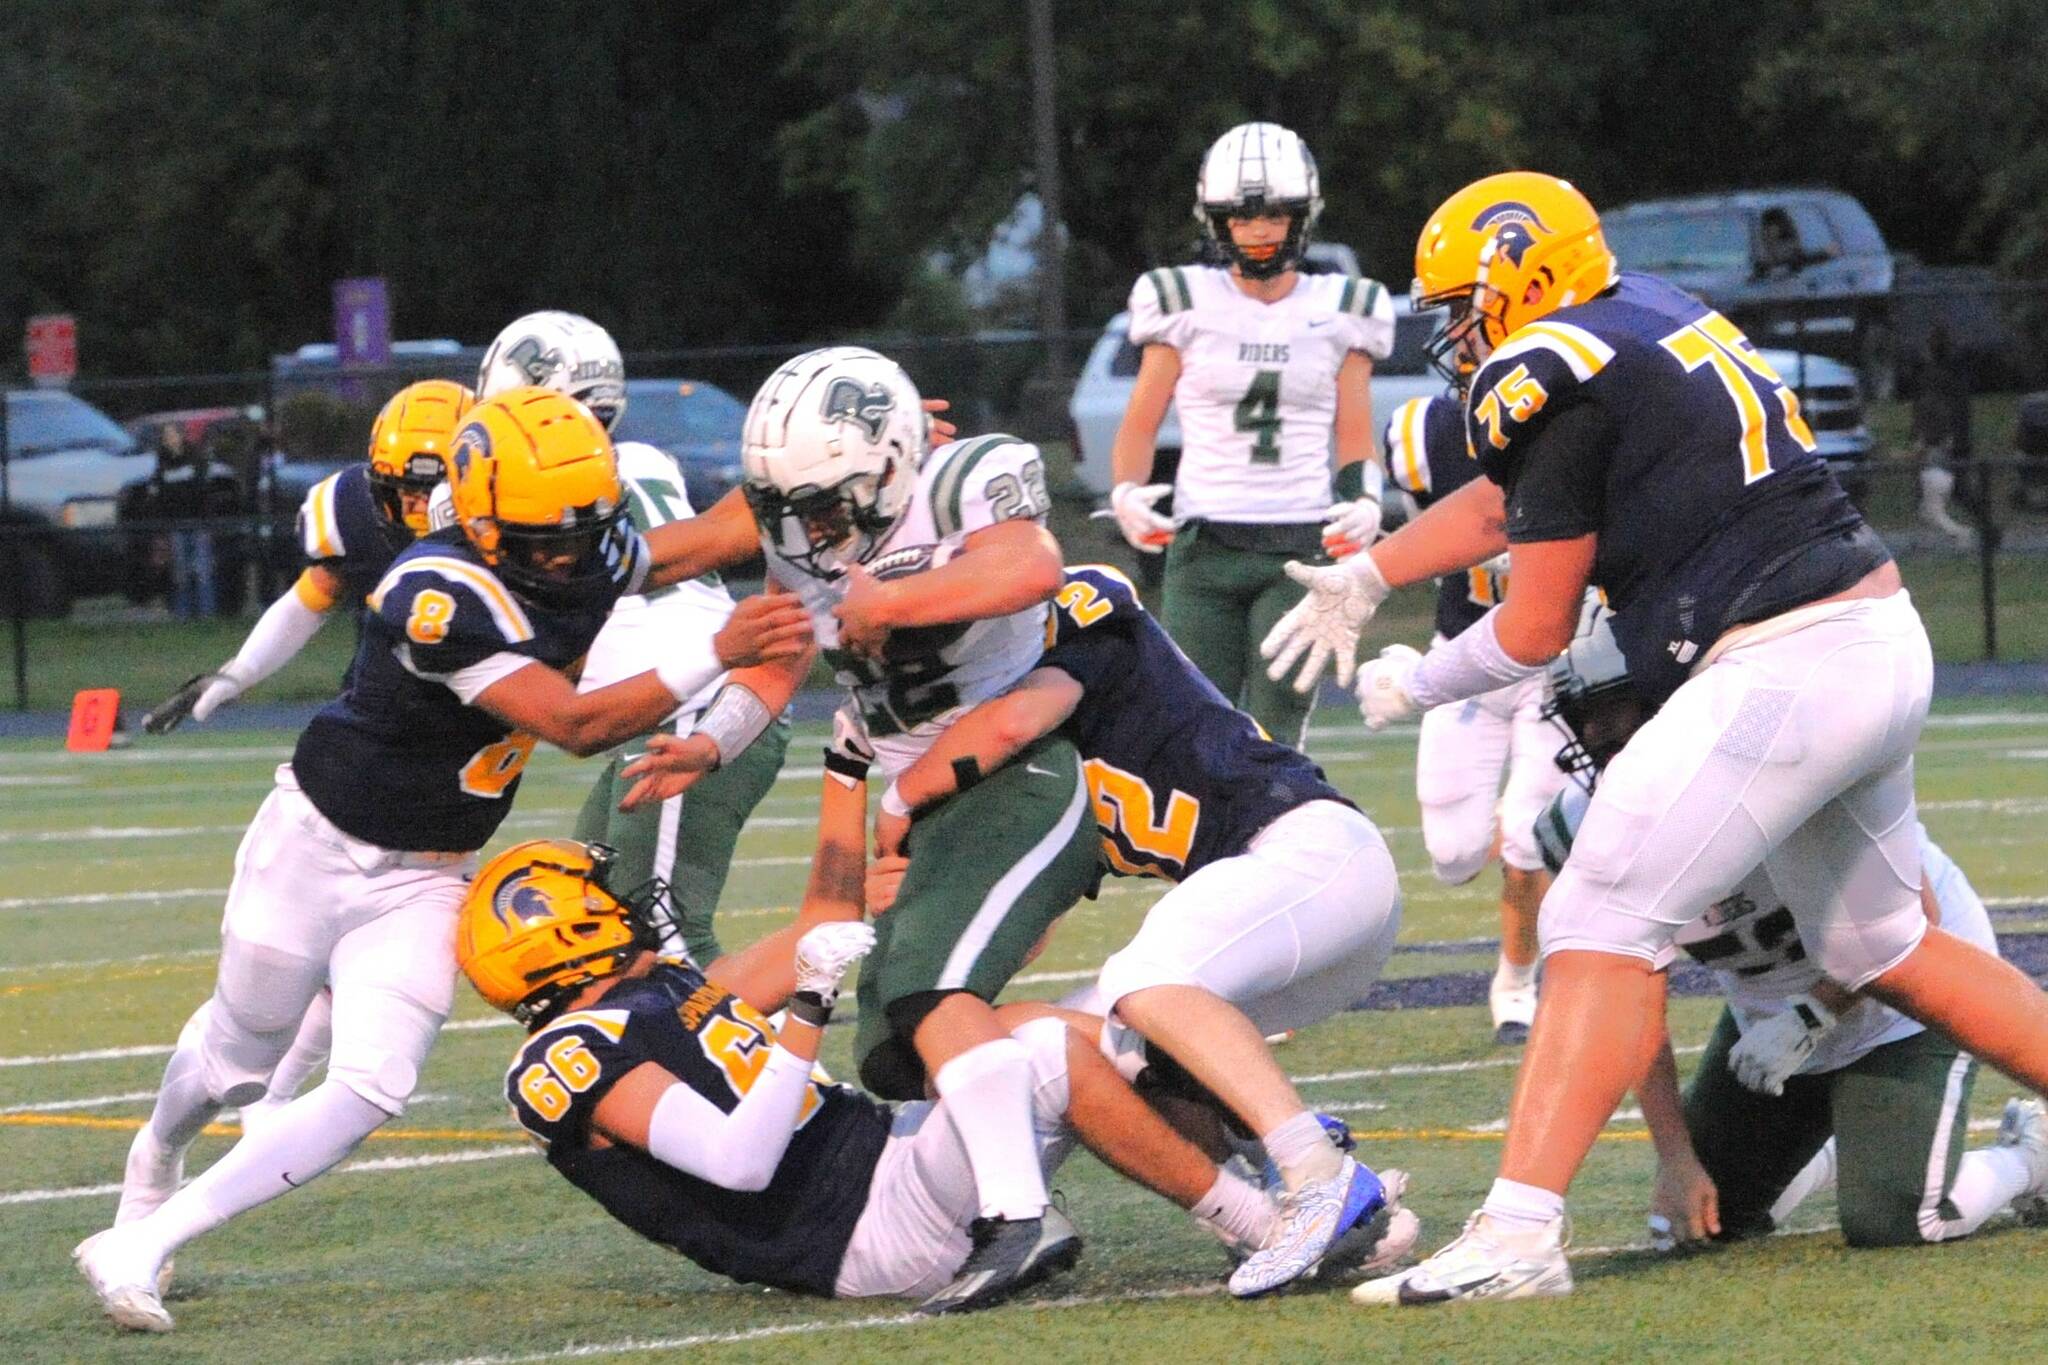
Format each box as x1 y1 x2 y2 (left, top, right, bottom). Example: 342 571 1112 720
450 423 488 482
1469 201 1551 269
821 377 895 441
504 336 562 386
490 872 558 931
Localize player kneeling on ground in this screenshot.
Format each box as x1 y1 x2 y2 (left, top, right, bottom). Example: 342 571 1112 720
1534 608 2048 1251
858 563 1416 1296
461 839 1295 1313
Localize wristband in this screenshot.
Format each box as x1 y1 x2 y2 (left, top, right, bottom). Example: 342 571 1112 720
879 782 912 820
787 991 832 1027
1334 461 1368 502
949 756 984 793
692 683 773 769
655 633 722 705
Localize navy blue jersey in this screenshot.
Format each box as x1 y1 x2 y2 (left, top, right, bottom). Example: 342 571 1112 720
297 464 411 606
1466 273 1888 705
505 961 890 1298
1041 565 1351 881
291 531 616 851
1382 395 1504 639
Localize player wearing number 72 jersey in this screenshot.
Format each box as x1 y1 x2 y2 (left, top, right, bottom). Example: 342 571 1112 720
75 389 812 1333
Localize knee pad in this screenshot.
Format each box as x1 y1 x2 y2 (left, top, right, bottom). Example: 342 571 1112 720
326 989 443 1116
200 942 327 1106
1421 806 1494 886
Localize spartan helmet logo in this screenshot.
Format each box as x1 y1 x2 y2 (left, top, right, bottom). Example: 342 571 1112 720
820 377 895 441
504 336 562 386
1470 201 1553 269
490 871 559 931
450 423 488 482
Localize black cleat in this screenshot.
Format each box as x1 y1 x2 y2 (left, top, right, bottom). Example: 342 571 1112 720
917 1207 1082 1315
1493 1021 1531 1046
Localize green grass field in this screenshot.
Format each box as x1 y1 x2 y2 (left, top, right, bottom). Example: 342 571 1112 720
4 702 2048 1362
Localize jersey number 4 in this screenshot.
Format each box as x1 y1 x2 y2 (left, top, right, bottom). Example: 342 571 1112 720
1235 371 1283 465
1658 313 1817 484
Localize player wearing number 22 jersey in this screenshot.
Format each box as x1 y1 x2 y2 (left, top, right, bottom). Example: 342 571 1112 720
76 390 755 1335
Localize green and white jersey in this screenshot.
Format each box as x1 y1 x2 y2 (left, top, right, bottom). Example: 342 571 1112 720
1127 265 1395 523
775 433 1055 776
578 441 735 716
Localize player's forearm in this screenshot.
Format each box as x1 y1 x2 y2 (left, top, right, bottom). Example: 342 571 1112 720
879 527 1063 627
643 1047 816 1192
1111 350 1178 487
642 490 758 589
1635 1034 1698 1165
894 675 1076 812
522 673 687 758
801 777 869 920
221 571 335 688
1366 477 1508 588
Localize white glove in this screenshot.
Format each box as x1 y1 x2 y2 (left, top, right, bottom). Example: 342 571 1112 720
1321 499 1384 559
189 670 246 724
1355 644 1423 730
1728 995 1838 1097
794 921 877 1006
1109 481 1176 554
1260 554 1393 692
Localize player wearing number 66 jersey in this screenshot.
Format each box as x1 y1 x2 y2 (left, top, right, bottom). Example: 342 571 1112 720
1110 122 1394 747
76 389 815 1334
1269 173 2048 1312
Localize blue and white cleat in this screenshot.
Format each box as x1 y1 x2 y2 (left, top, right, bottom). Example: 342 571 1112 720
1227 1156 1386 1298
1349 1211 1571 1307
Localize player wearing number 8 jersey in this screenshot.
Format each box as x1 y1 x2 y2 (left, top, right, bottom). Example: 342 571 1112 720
1259 173 2048 1310
1110 122 1394 747
76 389 813 1333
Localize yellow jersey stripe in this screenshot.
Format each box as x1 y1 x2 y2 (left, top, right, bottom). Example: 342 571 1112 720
1492 321 1616 383
303 473 343 560
368 556 535 642
1389 397 1430 495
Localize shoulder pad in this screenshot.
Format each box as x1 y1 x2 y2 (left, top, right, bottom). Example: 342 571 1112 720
1466 322 1616 460
1382 397 1437 496
930 434 1049 540
298 471 349 561
1048 563 1141 646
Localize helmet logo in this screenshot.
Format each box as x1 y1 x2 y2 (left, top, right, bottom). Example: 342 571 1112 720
821 378 895 441
1470 201 1551 268
450 424 488 482
504 336 562 386
491 872 558 930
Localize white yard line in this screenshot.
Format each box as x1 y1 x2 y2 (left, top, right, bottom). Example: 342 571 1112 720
0 887 225 912
0 1145 530 1206
0 825 245 845
0 1090 158 1114
0 946 214 975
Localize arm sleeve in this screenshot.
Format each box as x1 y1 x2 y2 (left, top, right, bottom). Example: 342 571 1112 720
1126 270 1195 349
1500 402 1615 543
221 579 331 689
642 1045 817 1192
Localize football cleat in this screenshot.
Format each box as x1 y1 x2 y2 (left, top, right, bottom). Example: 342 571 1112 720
1316 1168 1422 1282
74 1229 174 1333
1228 1155 1386 1298
1996 1096 2048 1226
1489 974 1537 1047
917 1207 1082 1315
1350 1211 1572 1307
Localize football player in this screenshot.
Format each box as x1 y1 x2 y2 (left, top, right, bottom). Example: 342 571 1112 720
74 389 811 1333
1371 396 1568 1043
1107 122 1394 747
1254 172 2048 1306
475 311 791 966
138 379 475 1130
462 836 1295 1312
621 346 1104 1312
1532 608 2048 1250
855 563 1416 1296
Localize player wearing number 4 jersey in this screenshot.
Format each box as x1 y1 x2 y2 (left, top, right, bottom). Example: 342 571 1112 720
1110 121 1394 747
76 389 813 1334
1251 173 2048 1310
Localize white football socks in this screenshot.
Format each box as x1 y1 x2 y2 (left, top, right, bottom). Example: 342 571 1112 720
1769 1138 1839 1225
1264 1110 1345 1192
1193 1167 1278 1252
1482 1177 1566 1233
932 1039 1052 1221
1493 956 1538 992
1926 1146 2039 1241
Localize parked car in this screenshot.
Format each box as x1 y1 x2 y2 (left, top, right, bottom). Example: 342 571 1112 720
610 378 749 512
2 388 157 616
1602 188 1900 394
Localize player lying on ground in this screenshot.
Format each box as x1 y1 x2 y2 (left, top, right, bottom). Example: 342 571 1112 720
1532 608 2048 1249
1258 171 2048 1308
848 563 1414 1296
1365 396 1569 1043
619 346 1112 1311
460 837 1295 1312
74 389 812 1333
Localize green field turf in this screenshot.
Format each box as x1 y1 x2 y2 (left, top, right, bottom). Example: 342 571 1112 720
4 703 2047 1362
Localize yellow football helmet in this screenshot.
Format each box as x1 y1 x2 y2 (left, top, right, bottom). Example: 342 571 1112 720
367 380 475 533
447 387 628 606
457 839 663 1025
1413 172 1618 384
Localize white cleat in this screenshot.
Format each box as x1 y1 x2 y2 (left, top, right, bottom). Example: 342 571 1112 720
1996 1096 2048 1226
1350 1211 1572 1307
1488 974 1538 1047
74 1229 175 1333
1228 1156 1387 1298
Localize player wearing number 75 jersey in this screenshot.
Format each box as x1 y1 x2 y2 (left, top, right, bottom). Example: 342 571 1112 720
1261 172 2048 1310
1109 121 1394 748
75 388 815 1334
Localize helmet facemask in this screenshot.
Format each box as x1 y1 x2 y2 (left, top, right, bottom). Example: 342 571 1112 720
488 500 634 611
745 461 908 582
1203 199 1317 281
368 451 448 535
1416 280 1509 397
503 843 682 1027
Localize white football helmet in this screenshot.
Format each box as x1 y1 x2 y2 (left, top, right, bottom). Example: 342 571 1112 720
476 311 628 431
741 346 928 580
1194 122 1324 280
